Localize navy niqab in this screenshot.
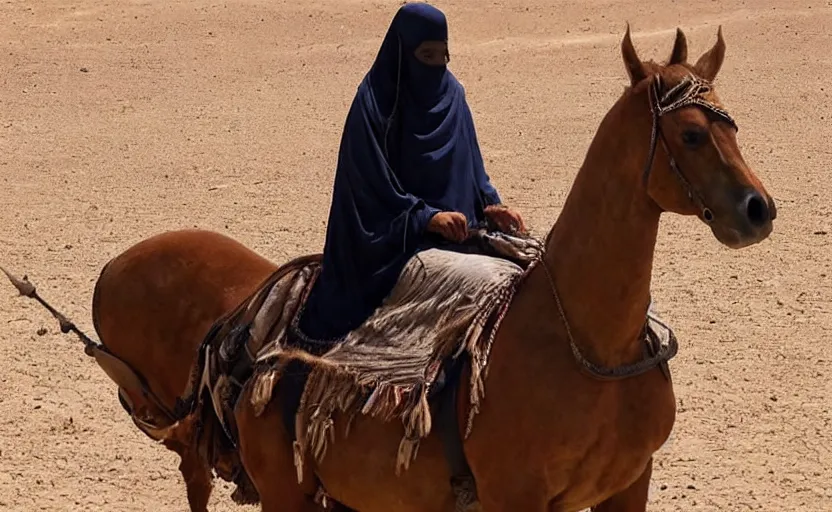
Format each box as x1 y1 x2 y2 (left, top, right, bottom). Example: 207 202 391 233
295 2 502 345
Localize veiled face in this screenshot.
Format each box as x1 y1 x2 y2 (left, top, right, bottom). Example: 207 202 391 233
414 40 449 67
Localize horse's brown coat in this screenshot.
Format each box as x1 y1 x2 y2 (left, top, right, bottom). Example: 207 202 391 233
93 230 277 510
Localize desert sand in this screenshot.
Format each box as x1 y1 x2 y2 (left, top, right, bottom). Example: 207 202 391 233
1 0 830 510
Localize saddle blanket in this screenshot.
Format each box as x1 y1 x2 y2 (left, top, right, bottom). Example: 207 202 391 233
191 231 543 481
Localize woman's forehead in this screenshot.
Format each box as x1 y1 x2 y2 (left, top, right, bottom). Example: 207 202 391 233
396 3 448 50
417 40 449 50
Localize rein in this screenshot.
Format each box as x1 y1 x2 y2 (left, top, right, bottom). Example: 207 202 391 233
540 260 678 381
543 72 736 381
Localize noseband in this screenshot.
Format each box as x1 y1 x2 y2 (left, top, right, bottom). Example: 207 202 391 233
642 73 738 223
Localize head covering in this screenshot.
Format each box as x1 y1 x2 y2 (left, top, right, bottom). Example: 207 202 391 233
369 2 450 110
294 2 502 344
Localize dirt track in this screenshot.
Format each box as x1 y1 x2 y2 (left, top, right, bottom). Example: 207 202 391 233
1 0 830 510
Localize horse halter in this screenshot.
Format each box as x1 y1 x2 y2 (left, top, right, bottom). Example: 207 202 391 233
641 72 738 223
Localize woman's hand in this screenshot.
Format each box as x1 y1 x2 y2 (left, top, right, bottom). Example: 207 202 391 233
485 204 527 235
427 211 469 243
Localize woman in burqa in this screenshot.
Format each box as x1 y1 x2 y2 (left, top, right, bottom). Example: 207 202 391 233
293 2 526 349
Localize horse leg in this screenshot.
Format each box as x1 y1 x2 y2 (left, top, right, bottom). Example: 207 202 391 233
590 458 653 512
163 439 213 512
235 380 321 512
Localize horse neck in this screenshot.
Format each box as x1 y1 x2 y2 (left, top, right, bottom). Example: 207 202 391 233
540 86 662 367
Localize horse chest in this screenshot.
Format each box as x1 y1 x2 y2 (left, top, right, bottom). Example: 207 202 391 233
553 375 676 509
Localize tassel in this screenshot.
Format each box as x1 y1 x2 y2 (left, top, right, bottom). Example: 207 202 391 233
293 440 305 484
395 437 420 476
250 368 278 417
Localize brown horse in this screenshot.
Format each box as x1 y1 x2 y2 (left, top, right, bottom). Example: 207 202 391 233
230 26 775 511
2 25 775 512
6 232 290 510
89 230 278 509
1 230 280 510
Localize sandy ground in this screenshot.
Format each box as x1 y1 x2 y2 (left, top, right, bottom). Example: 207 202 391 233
1 0 830 510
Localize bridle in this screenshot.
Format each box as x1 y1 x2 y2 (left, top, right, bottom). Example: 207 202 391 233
643 72 738 223
542 71 738 381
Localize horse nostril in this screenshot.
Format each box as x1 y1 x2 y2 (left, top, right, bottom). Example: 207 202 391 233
745 192 770 227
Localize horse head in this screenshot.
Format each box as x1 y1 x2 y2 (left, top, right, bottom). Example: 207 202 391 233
621 25 776 249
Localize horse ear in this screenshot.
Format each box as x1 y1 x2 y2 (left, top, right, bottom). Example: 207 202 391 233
668 27 688 65
694 26 726 81
621 23 647 85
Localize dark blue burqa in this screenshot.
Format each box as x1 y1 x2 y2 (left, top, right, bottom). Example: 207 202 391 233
295 3 502 346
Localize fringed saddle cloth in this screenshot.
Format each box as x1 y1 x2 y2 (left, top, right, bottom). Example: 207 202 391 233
192 230 543 481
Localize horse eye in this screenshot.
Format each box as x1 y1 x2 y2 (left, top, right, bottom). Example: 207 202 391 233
681 128 707 148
